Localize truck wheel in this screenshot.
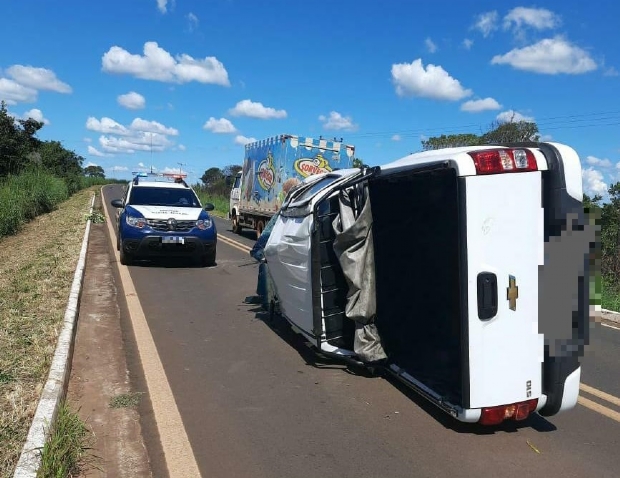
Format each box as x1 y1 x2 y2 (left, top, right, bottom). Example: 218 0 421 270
256 220 265 239
232 215 242 234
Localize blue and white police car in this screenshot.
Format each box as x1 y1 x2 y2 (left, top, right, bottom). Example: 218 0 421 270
111 172 217 267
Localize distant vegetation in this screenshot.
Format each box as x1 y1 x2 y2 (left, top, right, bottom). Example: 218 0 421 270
0 101 121 239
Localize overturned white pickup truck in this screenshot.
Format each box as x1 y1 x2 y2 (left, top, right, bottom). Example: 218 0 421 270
262 142 597 426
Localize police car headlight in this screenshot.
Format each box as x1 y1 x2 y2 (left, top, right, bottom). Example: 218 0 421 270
126 215 147 228
196 218 212 230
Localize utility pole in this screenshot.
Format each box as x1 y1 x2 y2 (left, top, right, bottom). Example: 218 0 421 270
177 162 186 175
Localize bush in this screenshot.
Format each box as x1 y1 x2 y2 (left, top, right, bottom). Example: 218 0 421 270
0 170 68 239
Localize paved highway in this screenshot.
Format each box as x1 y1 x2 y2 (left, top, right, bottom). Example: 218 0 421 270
103 184 620 478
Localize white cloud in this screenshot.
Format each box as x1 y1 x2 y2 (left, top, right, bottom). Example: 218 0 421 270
98 131 173 154
178 144 186 151
130 117 179 135
6 65 72 93
234 135 256 145
503 7 561 32
22 108 50 124
110 165 129 172
391 58 473 101
117 91 146 110
391 134 402 141
87 145 107 157
318 111 358 131
156 0 170 13
582 168 608 196
138 162 145 167
461 97 502 113
229 99 287 119
162 166 183 174
0 78 37 104
187 12 199 31
491 37 598 75
587 155 612 168
86 115 178 154
462 39 474 50
102 41 230 86
472 11 499 38
203 117 237 133
425 38 437 53
86 116 130 136
83 137 92 143
604 66 619 77
496 110 535 123
85 161 99 168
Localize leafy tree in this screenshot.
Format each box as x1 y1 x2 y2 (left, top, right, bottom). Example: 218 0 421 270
84 164 105 178
201 167 224 187
37 140 84 178
222 164 242 177
0 100 44 177
481 119 540 144
421 133 481 151
352 157 368 168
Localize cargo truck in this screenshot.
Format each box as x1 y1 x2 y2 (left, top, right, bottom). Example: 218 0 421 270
229 134 355 237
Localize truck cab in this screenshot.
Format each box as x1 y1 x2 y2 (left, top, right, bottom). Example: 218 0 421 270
229 172 242 231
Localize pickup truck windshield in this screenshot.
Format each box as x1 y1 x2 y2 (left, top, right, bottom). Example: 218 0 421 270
129 187 201 207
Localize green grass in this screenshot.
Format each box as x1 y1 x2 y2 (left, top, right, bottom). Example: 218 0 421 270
601 275 620 311
0 188 94 477
197 193 228 218
109 392 143 409
36 401 97 478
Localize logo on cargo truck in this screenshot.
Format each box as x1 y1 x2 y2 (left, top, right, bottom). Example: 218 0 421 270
257 151 276 191
294 153 333 178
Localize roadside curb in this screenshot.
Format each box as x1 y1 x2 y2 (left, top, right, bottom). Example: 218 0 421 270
12 192 96 478
594 304 620 324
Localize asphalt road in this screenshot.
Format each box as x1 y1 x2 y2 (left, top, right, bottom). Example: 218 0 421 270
103 184 620 478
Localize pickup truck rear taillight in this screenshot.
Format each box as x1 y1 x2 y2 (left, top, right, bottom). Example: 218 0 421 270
468 148 538 175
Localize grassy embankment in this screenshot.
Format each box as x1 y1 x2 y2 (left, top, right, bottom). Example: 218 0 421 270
0 171 112 477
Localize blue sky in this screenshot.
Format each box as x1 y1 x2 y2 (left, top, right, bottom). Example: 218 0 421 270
1 0 618 198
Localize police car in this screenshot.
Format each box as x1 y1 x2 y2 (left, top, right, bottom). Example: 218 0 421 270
111 172 217 267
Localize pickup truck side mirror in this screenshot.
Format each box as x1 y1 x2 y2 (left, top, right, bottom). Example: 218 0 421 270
203 203 215 211
111 199 124 208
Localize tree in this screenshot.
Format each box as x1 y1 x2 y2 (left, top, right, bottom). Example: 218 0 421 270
201 167 224 187
420 117 541 151
0 100 44 177
352 157 367 168
222 164 242 178
84 164 105 178
481 119 540 144
421 133 481 151
37 140 84 178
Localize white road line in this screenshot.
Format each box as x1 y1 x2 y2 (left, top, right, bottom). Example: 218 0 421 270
601 322 620 331
101 186 202 478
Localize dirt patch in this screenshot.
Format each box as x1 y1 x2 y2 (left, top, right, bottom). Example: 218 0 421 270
66 192 152 477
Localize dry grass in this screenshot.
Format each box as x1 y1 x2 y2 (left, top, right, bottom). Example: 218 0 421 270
0 188 96 478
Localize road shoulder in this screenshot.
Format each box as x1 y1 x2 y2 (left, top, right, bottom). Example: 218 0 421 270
66 193 152 477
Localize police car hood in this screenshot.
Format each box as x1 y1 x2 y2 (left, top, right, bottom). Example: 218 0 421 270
129 205 203 221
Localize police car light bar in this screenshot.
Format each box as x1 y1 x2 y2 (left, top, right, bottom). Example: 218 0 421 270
468 148 537 175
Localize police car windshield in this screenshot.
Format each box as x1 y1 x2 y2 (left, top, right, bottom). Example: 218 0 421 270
129 187 201 207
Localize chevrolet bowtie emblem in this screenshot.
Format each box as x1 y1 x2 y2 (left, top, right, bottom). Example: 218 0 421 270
507 275 518 311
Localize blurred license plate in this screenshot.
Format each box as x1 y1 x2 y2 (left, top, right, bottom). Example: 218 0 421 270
162 236 185 244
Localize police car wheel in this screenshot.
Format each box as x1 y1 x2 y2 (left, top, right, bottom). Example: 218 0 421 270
119 246 132 266
201 249 216 267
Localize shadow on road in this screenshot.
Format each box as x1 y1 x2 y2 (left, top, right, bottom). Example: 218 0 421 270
249 306 559 436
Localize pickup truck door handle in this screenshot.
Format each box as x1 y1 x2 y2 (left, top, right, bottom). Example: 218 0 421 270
477 272 498 320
